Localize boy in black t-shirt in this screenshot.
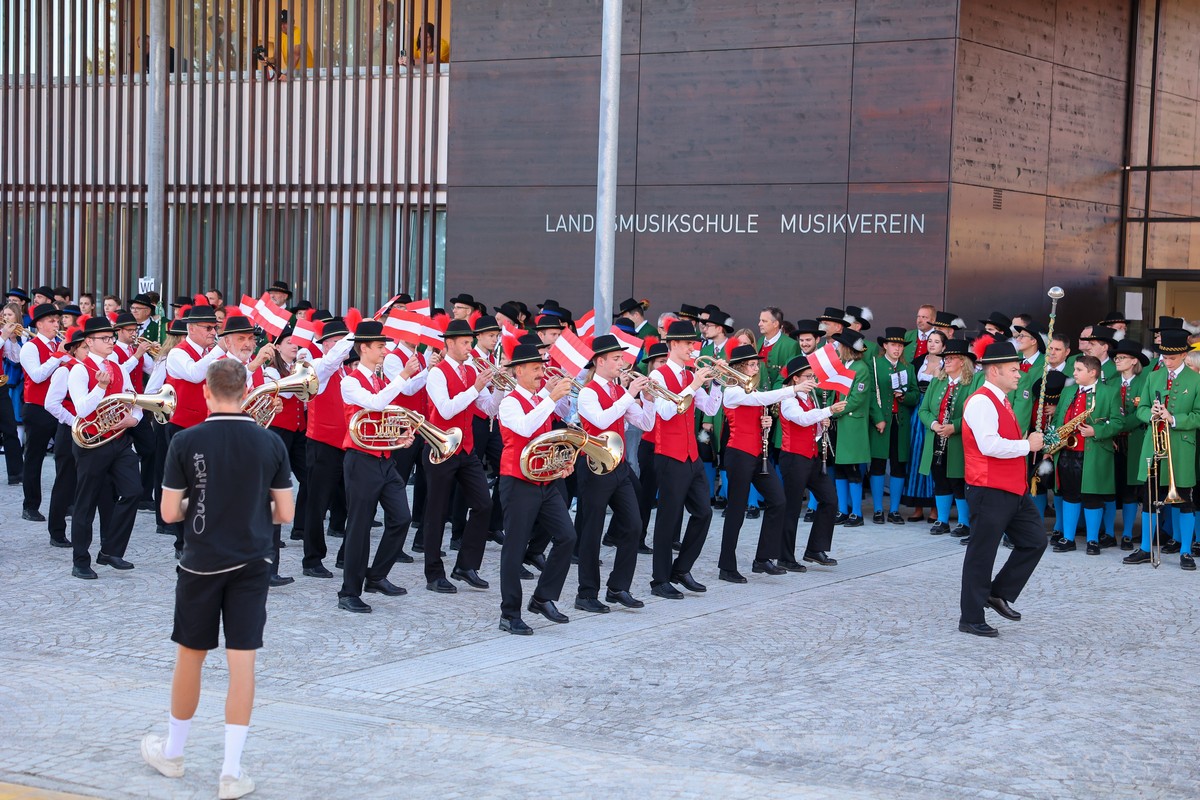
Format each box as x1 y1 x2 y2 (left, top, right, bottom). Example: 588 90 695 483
141 359 294 800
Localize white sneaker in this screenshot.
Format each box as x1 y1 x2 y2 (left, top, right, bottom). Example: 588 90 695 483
219 770 255 799
140 734 184 778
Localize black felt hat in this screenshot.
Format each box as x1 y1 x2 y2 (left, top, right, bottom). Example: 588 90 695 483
615 298 647 317
589 334 625 361
473 315 501 334
1013 322 1048 353
816 307 850 326
495 302 523 322
980 311 1013 332
641 342 668 363
1155 329 1190 354
32 285 54 300
1151 316 1184 333
183 305 218 324
845 305 874 331
792 319 822 338
129 293 156 310
1080 326 1118 347
706 309 735 333
664 320 699 341
167 317 188 337
113 312 139 329
268 280 292 297
518 332 552 350
449 293 476 308
317 318 348 342
933 311 966 330
727 344 762 365
534 314 564 331
1100 310 1129 326
1033 370 1068 403
876 326 907 346
978 342 1022 364
63 327 88 352
5 287 28 302
942 339 977 362
783 355 813 381
30 303 62 324
444 319 475 339
832 329 866 353
1113 339 1150 366
508 343 547 367
82 316 115 337
353 320 388 343
678 303 702 321
220 315 255 336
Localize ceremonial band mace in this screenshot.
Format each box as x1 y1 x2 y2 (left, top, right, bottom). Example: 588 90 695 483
1030 286 1065 493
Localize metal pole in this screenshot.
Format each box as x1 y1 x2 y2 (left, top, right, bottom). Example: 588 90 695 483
145 0 167 296
592 0 621 335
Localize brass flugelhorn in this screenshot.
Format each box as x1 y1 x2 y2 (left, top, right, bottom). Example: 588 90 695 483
71 384 177 448
694 354 758 393
241 360 319 427
135 336 162 356
348 406 462 462
520 424 623 482
544 365 585 394
469 353 515 392
618 365 695 414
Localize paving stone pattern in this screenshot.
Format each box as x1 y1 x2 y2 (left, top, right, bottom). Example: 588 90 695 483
0 462 1195 799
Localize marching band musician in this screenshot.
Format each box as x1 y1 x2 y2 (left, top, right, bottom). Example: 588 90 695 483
572 334 654 613
219 314 276 390
147 318 186 536
19 302 65 522
68 317 145 579
496 344 576 634
1011 321 1047 436
868 327 918 525
649 321 719 599
113 311 158 510
717 344 802 582
45 328 86 549
902 304 937 364
635 343 669 553
1078 326 1119 385
267 330 310 552
777 355 845 570
381 335 434 561
336 321 423 613
1112 340 1150 549
451 315 506 548
917 340 977 538
1124 328 1199 570
827 328 874 527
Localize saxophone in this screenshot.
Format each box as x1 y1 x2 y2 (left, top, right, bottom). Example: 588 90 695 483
933 381 958 466
1044 393 1095 456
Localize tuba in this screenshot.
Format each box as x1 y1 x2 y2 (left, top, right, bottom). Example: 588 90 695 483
694 354 758 393
520 425 623 482
71 385 177 448
348 406 462 463
241 360 319 427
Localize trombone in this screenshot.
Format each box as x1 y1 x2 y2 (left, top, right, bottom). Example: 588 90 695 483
1147 391 1184 568
694 354 758 393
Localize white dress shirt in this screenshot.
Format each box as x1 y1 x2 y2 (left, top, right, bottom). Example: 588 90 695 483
723 384 795 410
381 347 429 395
780 393 833 429
962 381 1029 460
45 365 76 425
3 338 22 363
310 334 356 395
340 364 413 411
425 355 495 418
650 358 721 420
165 336 225 383
498 383 562 437
144 359 168 394
578 374 654 432
19 334 65 384
68 352 143 422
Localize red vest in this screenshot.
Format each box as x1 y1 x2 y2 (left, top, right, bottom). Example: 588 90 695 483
962 387 1027 496
75 358 124 443
389 350 428 415
115 342 145 392
307 368 348 449
52 360 78 418
726 400 767 457
165 340 209 428
579 380 626 462
470 348 491 419
269 367 307 433
654 364 698 462
428 359 477 454
1064 389 1089 453
341 370 387 457
780 396 818 458
500 390 554 483
22 337 56 406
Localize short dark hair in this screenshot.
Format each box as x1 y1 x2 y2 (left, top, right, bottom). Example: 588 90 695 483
1050 333 1071 350
1075 354 1101 376
761 307 784 325
103 294 122 305
54 286 71 298
206 288 223 300
206 359 247 401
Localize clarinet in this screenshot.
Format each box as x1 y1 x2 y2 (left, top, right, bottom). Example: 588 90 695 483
812 389 833 473
933 382 957 467
759 405 774 475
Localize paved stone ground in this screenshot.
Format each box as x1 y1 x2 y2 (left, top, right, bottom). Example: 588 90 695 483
1 461 1197 799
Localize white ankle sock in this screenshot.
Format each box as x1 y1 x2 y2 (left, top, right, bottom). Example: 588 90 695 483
222 724 249 778
164 714 191 758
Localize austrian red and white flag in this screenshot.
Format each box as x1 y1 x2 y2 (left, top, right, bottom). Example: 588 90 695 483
549 329 594 373
810 343 856 396
575 309 596 339
384 308 445 351
374 293 406 320
609 327 643 364
500 319 522 342
405 298 432 317
239 295 256 317
252 294 290 338
291 317 321 348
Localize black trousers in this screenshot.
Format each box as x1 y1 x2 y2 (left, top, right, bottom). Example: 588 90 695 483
499 476 576 619
931 461 966 499
164 422 185 552
651 455 712 586
422 450 492 581
960 485 1048 624
339 450 413 598
720 447 785 569
391 437 424 549
869 418 907 478
153 419 170 527
22 403 57 512
574 461 639 598
303 439 344 570
0 390 23 480
271 427 308 537
48 422 77 540
1056 450 1106 508
452 416 504 536
72 437 141 569
636 438 658 538
127 413 156 503
780 451 837 559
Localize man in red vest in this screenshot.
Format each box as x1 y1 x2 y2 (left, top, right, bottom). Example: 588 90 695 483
496 344 575 634
113 311 157 510
19 302 66 521
68 317 145 579
382 336 435 559
959 342 1048 637
45 328 87 548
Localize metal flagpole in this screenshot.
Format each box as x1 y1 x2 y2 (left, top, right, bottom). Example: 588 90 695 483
145 0 167 297
592 0 621 336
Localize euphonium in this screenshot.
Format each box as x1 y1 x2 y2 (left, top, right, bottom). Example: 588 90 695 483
348 406 462 463
520 425 623 482
694 354 757 393
469 353 515 392
241 360 319 427
71 385 177 448
618 365 694 414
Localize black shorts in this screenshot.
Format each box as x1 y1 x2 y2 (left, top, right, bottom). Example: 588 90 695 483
171 559 271 651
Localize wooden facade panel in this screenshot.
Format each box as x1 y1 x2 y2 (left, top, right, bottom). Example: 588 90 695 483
447 56 640 188
1039 199 1118 335
959 0 1057 61
853 0 958 42
1047 65 1125 206
1052 0 1131 82
450 0 642 62
952 41 1053 193
639 0 856 53
849 39 956 183
636 46 854 186
1156 0 1200 100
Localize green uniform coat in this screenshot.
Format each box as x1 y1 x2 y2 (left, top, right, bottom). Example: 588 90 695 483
1115 371 1149 485
831 357 874 465
758 334 800 448
1010 353 1044 436
1135 366 1200 487
1051 382 1121 495
917 376 970 479
868 356 918 461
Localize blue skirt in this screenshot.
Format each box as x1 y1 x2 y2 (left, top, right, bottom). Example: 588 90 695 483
902 389 934 505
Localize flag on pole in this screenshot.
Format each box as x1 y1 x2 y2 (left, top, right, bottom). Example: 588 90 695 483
374 293 405 320
252 294 290 338
810 343 856 395
500 319 522 342
575 309 596 339
239 295 256 317
406 299 432 317
609 326 643 364
549 328 594 373
384 308 445 350
291 317 321 348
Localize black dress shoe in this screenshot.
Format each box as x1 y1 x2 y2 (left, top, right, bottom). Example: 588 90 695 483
907 511 926 522
97 553 134 570
958 621 999 637
523 553 547 572
528 597 569 623
365 577 408 596
1161 540 1181 555
1086 542 1101 556
650 583 685 599
499 617 533 635
335 559 345 569
137 500 155 511
950 524 970 538
22 509 45 522
605 589 645 608
777 559 807 573
803 551 838 566
1123 549 1151 565
959 536 971 546
833 512 848 525
712 495 727 510
637 543 653 555
872 511 885 525
371 519 383 528
489 530 506 545
449 538 461 551
411 541 424 552
426 578 457 594
751 560 787 576
1096 533 1117 549
718 569 748 584
7 476 21 485
1053 537 1077 552
338 596 372 613
574 597 610 614
451 567 490 589
289 531 304 541
329 528 346 539
929 522 950 535
671 572 706 592
986 596 1021 621
303 564 334 578
887 512 906 525
269 574 295 587
49 537 71 548
745 507 761 520
1120 537 1134 551
519 567 535 580
72 566 98 580
803 509 815 524
278 540 286 548
395 550 414 564
601 535 616 547
671 540 682 551
1181 553 1196 571
843 514 864 528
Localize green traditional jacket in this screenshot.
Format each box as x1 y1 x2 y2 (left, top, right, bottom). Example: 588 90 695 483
831 357 874 465
1135 366 1200 487
634 321 656 340
917 376 969 479
143 318 164 345
700 338 730 449
868 356 918 461
901 328 934 365
1115 370 1149 485
759 334 800 448
1100 358 1118 385
1010 352 1044 436
1051 382 1121 495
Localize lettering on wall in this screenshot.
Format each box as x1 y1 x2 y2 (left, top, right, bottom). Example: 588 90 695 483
543 211 928 235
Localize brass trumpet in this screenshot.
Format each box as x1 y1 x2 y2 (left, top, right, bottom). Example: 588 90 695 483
469 353 515 392
694 354 758 393
348 406 462 463
544 365 585 394
135 336 162 356
71 385 177 448
1147 391 1184 568
618 365 694 414
520 425 623 482
242 360 319 427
